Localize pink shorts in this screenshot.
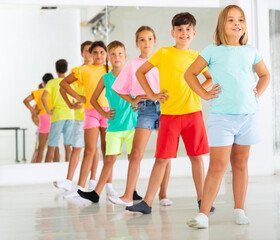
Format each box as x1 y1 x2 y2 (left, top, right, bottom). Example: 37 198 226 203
38 113 51 134
83 107 109 130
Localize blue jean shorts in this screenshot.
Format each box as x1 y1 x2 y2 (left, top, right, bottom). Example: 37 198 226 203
207 113 260 147
48 119 74 147
72 120 84 148
136 100 161 130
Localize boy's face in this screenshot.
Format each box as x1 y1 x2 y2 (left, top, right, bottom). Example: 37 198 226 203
107 47 127 68
81 45 93 63
171 24 196 47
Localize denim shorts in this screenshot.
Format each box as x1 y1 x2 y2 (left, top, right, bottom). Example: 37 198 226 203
207 113 260 147
48 119 74 147
72 120 84 148
136 100 161 130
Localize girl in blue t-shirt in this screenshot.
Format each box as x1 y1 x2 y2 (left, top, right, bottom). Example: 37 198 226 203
185 5 270 228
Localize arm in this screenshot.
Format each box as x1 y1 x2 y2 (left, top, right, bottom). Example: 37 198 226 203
60 73 86 103
184 56 221 100
23 94 35 113
59 87 82 110
31 105 40 126
136 61 169 103
90 77 116 119
253 59 270 98
41 90 53 115
201 70 213 90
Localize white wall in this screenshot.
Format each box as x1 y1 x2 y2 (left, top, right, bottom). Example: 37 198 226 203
0 6 81 162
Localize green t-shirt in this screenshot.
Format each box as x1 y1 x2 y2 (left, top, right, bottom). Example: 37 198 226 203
45 78 74 123
103 71 137 132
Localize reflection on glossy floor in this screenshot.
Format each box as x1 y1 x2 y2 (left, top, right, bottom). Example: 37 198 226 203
1 174 280 240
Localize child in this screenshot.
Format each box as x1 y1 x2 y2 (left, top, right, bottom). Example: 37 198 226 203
126 12 214 214
78 40 137 203
109 26 172 207
23 73 56 163
186 5 270 228
54 41 100 191
60 41 117 198
41 60 74 163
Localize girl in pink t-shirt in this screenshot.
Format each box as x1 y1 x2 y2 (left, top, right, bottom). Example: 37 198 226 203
109 26 172 207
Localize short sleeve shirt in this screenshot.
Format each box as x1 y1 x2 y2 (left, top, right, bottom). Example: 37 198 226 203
103 72 137 132
200 44 262 114
112 57 159 97
148 46 207 115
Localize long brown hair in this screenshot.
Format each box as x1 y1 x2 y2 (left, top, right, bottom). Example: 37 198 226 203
89 41 109 73
214 5 248 46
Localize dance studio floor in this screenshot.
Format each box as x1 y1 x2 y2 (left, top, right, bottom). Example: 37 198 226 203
1 174 280 240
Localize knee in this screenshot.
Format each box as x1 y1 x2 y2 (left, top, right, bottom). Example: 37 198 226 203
208 161 228 175
104 156 116 166
231 158 248 172
155 158 169 165
84 147 96 156
129 149 144 163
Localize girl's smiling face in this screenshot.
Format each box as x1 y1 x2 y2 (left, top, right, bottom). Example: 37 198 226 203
224 8 246 45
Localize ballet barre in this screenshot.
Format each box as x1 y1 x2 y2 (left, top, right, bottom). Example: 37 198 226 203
0 127 27 163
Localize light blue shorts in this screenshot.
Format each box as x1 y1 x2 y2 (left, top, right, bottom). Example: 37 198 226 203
72 120 84 148
48 119 74 147
207 113 260 147
136 100 160 130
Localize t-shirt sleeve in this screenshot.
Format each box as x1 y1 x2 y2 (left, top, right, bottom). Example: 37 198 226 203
199 44 214 65
148 48 163 68
71 66 84 87
253 47 262 65
112 61 133 95
193 50 208 73
31 91 38 103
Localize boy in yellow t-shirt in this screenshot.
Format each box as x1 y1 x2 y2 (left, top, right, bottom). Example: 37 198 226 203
126 12 214 214
41 59 74 163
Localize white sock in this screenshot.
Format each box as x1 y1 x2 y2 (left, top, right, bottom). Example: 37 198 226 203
53 179 72 191
88 180 97 191
63 186 85 199
234 209 250 225
187 213 208 229
105 183 118 197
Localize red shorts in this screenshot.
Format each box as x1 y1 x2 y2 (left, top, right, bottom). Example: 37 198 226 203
155 111 209 158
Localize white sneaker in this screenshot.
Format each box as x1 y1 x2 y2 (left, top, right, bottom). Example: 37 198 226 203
160 198 173 206
88 179 97 191
108 196 133 207
53 180 72 191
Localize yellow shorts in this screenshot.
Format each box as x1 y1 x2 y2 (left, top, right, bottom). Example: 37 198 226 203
105 129 135 155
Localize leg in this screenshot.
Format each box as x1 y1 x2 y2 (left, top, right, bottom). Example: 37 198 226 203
120 128 152 202
126 158 170 214
77 128 99 188
187 146 232 228
188 155 205 202
79 155 118 203
45 146 56 162
36 133 48 163
99 128 110 181
54 147 60 162
158 158 171 199
64 144 72 162
66 147 82 180
199 146 232 215
90 147 99 180
230 143 251 225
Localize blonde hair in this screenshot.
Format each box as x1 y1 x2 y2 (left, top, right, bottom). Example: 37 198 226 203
214 5 248 46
